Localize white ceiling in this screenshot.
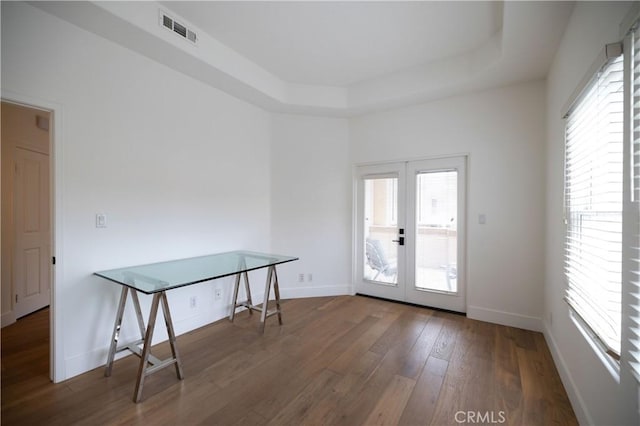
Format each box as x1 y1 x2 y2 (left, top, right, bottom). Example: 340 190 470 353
34 1 576 116
160 1 503 87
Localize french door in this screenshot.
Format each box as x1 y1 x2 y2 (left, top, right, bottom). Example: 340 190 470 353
355 157 466 312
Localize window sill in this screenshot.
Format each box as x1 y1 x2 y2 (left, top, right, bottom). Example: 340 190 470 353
569 309 620 384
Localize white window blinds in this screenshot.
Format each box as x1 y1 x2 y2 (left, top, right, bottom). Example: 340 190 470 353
629 24 640 380
564 53 624 358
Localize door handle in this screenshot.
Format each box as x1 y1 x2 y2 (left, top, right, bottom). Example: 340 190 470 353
392 237 405 246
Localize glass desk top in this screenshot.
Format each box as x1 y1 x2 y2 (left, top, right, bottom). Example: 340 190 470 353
95 250 298 294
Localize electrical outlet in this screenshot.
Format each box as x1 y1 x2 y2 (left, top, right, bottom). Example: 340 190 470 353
189 296 197 309
96 213 107 228
214 288 222 300
298 273 304 283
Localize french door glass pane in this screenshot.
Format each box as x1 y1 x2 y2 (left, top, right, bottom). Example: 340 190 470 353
363 177 398 285
415 170 457 292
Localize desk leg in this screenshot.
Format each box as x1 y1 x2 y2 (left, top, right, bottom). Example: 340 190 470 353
230 270 254 321
259 266 283 332
230 272 241 321
105 287 129 377
243 271 254 315
133 293 161 403
160 292 184 380
259 267 272 332
230 264 283 333
272 267 283 325
130 290 146 338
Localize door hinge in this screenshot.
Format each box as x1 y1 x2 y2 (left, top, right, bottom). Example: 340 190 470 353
52 256 56 265
15 294 18 303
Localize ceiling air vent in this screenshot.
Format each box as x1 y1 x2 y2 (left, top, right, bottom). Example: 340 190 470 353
159 10 197 45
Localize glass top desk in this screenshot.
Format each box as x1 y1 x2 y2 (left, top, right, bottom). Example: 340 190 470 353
95 250 298 402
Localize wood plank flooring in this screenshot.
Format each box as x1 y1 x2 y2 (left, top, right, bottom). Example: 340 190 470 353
1 296 577 425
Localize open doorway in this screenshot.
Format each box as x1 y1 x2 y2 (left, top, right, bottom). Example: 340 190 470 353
1 101 53 380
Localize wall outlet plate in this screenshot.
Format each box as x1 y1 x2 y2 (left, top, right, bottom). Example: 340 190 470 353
96 213 107 228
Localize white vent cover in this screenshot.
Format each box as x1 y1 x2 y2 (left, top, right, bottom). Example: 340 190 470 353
159 10 197 44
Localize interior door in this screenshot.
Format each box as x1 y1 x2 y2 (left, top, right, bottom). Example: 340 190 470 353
13 146 51 318
2 101 52 320
355 157 466 312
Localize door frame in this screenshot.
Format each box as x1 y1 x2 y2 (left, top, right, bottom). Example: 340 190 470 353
2 91 65 383
352 154 469 313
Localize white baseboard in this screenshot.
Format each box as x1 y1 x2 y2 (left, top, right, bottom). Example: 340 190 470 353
1 311 16 328
65 345 110 379
466 305 543 332
279 284 353 299
543 323 592 425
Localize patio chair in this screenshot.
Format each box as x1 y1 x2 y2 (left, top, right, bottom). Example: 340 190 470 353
365 238 397 281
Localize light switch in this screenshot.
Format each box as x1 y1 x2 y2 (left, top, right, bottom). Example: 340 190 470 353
96 213 107 228
478 214 486 225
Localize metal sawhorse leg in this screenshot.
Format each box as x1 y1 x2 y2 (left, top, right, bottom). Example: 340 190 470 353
229 265 282 332
105 287 184 402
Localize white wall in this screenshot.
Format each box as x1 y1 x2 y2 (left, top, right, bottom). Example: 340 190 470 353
350 80 547 330
2 2 272 380
545 2 639 424
6 9 639 424
270 114 352 297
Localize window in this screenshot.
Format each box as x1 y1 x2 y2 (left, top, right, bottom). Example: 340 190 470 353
564 18 640 381
416 170 456 227
564 52 624 358
628 22 640 381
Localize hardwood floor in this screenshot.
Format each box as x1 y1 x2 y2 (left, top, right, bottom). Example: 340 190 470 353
1 296 577 425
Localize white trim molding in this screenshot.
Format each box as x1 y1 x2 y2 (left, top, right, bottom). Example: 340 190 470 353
1 311 17 328
279 284 353 300
543 324 593 425
467 305 543 332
